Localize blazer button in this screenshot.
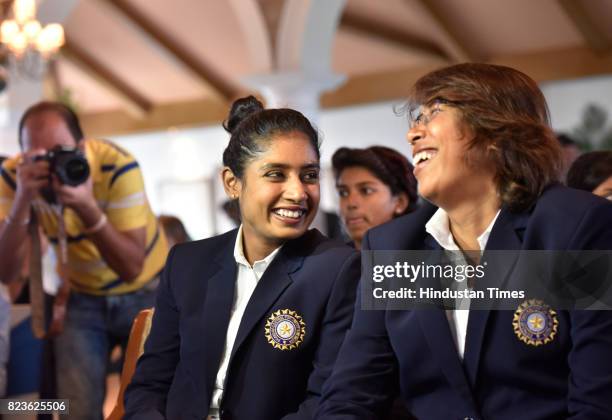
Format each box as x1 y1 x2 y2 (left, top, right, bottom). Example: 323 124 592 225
463 417 475 420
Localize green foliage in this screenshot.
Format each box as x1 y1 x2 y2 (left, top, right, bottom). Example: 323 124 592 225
571 103 612 151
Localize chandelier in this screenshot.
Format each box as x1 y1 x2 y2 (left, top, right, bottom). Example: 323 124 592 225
0 0 65 80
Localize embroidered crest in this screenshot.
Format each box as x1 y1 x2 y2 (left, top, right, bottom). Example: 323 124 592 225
512 299 558 346
265 309 306 350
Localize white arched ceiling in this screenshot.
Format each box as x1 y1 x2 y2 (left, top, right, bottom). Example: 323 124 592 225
276 0 347 73
227 0 273 73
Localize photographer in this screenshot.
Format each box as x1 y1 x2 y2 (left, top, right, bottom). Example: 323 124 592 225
0 102 168 420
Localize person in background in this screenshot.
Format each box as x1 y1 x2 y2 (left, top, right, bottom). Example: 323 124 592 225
332 146 419 419
0 102 168 420
125 96 360 420
556 132 581 180
221 199 241 227
158 214 192 248
317 63 612 419
0 155 7 398
0 147 59 417
332 146 418 249
567 150 612 200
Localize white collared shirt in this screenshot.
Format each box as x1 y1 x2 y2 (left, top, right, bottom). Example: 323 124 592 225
425 208 501 359
209 225 282 414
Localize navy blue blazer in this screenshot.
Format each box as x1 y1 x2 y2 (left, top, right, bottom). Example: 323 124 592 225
317 185 612 420
124 228 360 420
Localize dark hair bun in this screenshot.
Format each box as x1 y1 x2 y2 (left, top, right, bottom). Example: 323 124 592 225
223 95 264 134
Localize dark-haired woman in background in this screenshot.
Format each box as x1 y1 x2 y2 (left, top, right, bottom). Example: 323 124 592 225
317 63 612 419
567 150 612 200
332 146 418 419
125 96 359 420
332 146 418 249
158 214 192 248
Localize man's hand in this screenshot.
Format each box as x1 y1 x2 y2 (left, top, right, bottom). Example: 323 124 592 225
15 149 50 204
52 174 98 216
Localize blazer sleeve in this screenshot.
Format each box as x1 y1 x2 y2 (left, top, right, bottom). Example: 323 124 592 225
124 246 181 420
315 232 401 419
567 200 612 419
281 249 361 420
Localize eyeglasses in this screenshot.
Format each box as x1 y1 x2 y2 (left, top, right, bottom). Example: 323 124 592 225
409 99 454 129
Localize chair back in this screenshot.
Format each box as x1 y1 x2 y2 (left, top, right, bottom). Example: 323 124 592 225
105 308 154 420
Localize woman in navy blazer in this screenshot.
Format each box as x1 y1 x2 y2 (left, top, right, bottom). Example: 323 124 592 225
317 64 612 419
124 96 360 420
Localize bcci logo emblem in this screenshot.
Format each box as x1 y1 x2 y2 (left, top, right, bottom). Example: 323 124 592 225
513 299 558 346
265 309 306 351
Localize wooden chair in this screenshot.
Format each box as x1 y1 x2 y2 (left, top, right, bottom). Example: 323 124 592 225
106 308 155 420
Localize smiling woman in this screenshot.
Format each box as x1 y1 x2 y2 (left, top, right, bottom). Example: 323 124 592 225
317 64 612 420
124 96 360 420
221 98 321 262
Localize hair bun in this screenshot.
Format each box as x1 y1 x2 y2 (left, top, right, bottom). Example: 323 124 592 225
223 95 264 134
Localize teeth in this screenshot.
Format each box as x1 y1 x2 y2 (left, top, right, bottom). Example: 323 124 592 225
274 209 303 218
414 151 435 165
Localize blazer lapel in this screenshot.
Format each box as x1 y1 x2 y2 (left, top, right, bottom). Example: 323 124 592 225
229 246 304 360
416 234 478 408
416 310 477 410
198 233 238 397
463 208 528 387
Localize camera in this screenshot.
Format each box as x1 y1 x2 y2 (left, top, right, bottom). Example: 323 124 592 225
34 145 90 187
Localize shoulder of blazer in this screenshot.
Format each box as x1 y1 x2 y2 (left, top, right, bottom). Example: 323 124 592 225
169 228 238 265
281 228 356 273
524 184 612 248
284 228 352 255
524 184 612 234
365 200 438 250
282 229 355 258
532 184 612 220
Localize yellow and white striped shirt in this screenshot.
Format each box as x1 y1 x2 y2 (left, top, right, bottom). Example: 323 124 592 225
0 138 168 295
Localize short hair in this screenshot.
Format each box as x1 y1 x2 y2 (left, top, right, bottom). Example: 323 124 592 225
18 101 84 149
332 146 418 214
222 95 320 179
405 63 562 212
158 215 191 244
556 133 578 147
566 151 612 192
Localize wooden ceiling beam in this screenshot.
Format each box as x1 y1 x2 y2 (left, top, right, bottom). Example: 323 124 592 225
61 40 153 118
490 46 612 83
557 0 611 54
79 46 612 137
321 61 445 108
340 11 449 60
416 0 480 62
80 98 228 138
105 0 235 101
324 46 612 108
44 59 62 99
1 0 13 19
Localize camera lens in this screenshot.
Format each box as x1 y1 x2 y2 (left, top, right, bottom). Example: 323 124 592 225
51 147 90 186
64 158 89 185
